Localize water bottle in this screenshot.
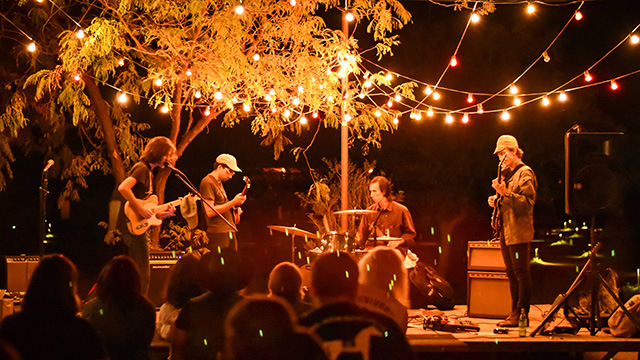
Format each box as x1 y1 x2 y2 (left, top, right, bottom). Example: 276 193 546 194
518 308 527 337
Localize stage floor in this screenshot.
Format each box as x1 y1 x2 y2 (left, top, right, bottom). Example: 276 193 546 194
407 304 640 359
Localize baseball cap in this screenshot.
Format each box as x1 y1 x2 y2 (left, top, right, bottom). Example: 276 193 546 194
493 135 519 154
216 154 242 172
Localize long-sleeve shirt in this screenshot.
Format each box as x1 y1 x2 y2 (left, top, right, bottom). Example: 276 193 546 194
358 200 416 248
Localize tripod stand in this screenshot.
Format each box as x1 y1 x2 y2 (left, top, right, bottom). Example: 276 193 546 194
531 215 640 336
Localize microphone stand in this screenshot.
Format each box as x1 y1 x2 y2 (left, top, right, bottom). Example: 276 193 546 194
39 168 50 257
166 165 238 233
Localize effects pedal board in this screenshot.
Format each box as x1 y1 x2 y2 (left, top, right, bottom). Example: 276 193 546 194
423 315 480 333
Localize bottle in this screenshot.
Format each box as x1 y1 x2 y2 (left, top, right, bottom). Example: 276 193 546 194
518 308 527 337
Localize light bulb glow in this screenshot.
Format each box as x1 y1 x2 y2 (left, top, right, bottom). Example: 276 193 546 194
470 12 480 23
73 73 82 81
194 91 202 99
204 106 211 116
445 113 454 123
215 91 223 100
253 54 260 61
344 113 352 122
558 92 568 101
297 85 304 93
300 116 307 125
312 111 318 118
542 95 550 106
155 78 163 87
610 80 619 90
235 5 244 14
185 68 192 76
509 84 518 95
631 34 640 44
462 113 469 124
289 0 296 6
574 11 583 21
27 42 36 52
584 71 593 82
513 96 521 106
424 86 433 95
449 56 457 67
432 91 440 100
76 29 85 39
283 109 291 117
345 12 354 22
364 80 372 88
414 112 422 120
386 99 393 107
118 58 125 67
161 105 169 113
374 109 381 117
358 93 365 99
526 2 535 14
501 110 510 121
385 73 393 81
243 103 251 112
427 107 434 117
118 92 128 103
392 117 399 125
477 104 484 114
467 93 474 103
394 94 401 102
292 98 300 106
543 51 550 63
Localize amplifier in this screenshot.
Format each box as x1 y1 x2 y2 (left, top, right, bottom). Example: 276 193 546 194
467 240 506 271
150 251 185 263
5 255 40 293
148 251 184 307
467 270 511 319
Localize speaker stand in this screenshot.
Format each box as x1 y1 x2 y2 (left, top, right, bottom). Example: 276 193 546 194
531 215 640 336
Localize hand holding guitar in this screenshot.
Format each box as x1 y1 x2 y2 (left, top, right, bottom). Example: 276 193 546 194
232 176 251 224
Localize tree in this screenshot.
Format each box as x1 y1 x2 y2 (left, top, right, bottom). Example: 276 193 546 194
1 0 412 243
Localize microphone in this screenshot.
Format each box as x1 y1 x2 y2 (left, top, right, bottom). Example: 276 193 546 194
163 162 177 171
43 159 54 172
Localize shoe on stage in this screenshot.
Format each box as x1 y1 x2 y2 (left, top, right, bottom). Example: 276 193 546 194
497 310 527 327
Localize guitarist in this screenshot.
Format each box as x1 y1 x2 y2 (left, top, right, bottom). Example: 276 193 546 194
117 136 177 294
199 154 246 251
488 135 537 328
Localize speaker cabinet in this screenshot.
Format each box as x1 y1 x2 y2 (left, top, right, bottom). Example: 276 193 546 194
468 241 505 271
5 256 40 293
564 131 624 217
148 251 184 307
467 271 511 319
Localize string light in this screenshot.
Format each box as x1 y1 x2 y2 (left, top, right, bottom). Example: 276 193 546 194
283 109 291 117
118 92 128 103
526 2 535 14
386 98 393 107
414 111 422 120
477 104 484 114
27 42 36 52
445 113 454 124
289 0 296 6
204 106 211 116
432 91 440 100
161 105 169 113
461 113 469 124
392 117 399 125
385 72 393 81
345 12 354 22
344 113 352 122
501 110 510 121
574 11 583 21
424 86 433 95
394 94 401 102
427 107 434 117
235 5 244 14
300 116 307 125
364 80 372 88
253 54 260 61
297 85 304 93
374 109 381 117
243 102 251 112
76 29 85 39
470 12 480 23
558 91 568 101
513 96 521 106
449 56 457 67
541 95 550 106
358 93 365 99
185 68 192 76
509 84 518 95
73 73 82 82
194 90 202 99
542 51 550 62
292 97 300 106
584 71 593 82
312 111 318 119
631 34 640 44
610 80 619 90
117 58 125 67
466 93 474 103
154 78 163 87
215 91 223 100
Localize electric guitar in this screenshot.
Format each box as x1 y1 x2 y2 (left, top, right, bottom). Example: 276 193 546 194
491 153 508 237
124 194 200 235
232 176 251 224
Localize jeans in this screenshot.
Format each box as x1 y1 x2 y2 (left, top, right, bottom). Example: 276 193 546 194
499 234 532 314
122 230 150 295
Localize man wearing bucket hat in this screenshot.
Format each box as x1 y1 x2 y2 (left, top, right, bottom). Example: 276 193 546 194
488 135 537 327
199 154 246 251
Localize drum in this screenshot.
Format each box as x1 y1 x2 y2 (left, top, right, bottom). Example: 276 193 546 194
352 249 370 262
323 231 354 252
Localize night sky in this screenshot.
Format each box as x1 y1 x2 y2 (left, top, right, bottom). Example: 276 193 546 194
1 0 639 300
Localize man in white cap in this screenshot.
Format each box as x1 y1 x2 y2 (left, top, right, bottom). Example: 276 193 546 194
199 154 246 251
488 135 537 327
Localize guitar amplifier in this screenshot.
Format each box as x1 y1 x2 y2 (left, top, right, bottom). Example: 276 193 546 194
5 255 40 293
149 251 185 307
467 240 506 271
467 271 511 318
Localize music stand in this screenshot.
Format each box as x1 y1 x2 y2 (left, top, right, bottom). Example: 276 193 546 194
531 215 640 336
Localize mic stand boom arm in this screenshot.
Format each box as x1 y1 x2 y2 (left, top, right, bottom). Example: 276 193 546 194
167 168 238 233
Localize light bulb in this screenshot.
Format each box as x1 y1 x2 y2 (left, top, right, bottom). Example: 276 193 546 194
386 99 393 107
358 93 365 99
344 113 352 122
253 54 260 61
215 91 223 100
542 51 550 62
526 2 535 14
235 5 244 14
509 84 518 95
513 96 521 106
297 85 304 93
610 80 619 90
300 116 307 125
345 12 354 22
477 104 484 114
631 34 639 44
364 80 372 88
292 98 300 106
289 0 296 5
574 11 583 21
161 105 169 113
424 86 433 95
385 73 393 81
427 107 434 117
194 91 202 99
414 112 422 120
501 110 510 121
584 71 593 82
27 42 36 52
118 58 125 66
449 56 457 67
392 117 399 125
432 91 440 100
243 103 251 112
470 12 480 23
76 29 85 39
445 113 454 124
374 109 381 117
204 106 211 116
462 113 469 124
394 94 401 102
118 92 128 103
283 109 291 117
558 92 568 101
185 68 192 76
467 93 474 103
269 88 275 96
312 111 318 118
155 78 163 87
541 95 550 106
73 73 82 81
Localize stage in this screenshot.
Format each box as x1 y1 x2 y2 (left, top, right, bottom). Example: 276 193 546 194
150 304 640 360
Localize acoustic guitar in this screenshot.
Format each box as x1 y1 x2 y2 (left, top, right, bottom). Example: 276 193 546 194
232 176 251 224
124 194 200 235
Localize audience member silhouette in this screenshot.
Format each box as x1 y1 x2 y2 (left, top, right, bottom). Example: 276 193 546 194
82 255 156 360
156 252 204 341
268 262 313 318
172 248 252 360
357 247 409 331
299 251 414 360
0 254 107 360
223 296 327 360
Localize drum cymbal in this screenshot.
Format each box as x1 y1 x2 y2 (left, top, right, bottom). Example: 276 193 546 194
369 236 404 242
334 209 378 215
267 225 318 239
